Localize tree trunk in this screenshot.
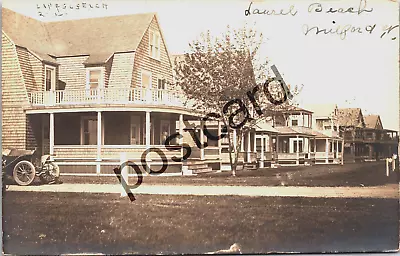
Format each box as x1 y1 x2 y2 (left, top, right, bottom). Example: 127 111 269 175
224 120 236 177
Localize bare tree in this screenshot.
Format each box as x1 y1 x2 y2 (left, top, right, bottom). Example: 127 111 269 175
173 25 301 176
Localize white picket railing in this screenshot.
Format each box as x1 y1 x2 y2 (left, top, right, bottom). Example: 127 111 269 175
28 88 183 107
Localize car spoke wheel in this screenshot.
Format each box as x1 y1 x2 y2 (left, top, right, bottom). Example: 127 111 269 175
39 162 60 184
13 161 35 186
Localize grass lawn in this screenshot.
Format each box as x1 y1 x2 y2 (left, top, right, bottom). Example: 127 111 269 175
60 162 399 187
3 191 398 254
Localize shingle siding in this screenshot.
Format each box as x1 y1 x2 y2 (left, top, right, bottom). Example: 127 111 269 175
2 32 30 150
57 56 89 90
132 17 173 89
26 115 42 151
108 52 135 88
29 51 44 91
104 55 113 87
16 46 37 93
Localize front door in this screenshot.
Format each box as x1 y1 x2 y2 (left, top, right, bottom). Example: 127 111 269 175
81 116 98 145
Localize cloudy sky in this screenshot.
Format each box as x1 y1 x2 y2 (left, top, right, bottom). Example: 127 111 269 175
4 0 399 130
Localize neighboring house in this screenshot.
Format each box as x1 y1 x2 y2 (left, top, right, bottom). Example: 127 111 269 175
334 108 397 162
2 8 207 175
252 106 343 167
304 104 344 164
268 106 343 166
363 114 398 161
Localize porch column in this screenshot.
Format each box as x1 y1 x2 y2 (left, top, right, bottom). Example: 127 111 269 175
145 111 151 173
253 132 257 152
303 137 310 153
247 131 251 162
296 135 299 165
336 140 339 160
260 133 265 168
179 114 184 159
146 111 151 148
275 135 280 165
218 121 222 158
325 138 329 163
314 138 317 153
240 133 245 152
276 135 279 153
96 111 102 174
368 144 373 160
341 139 345 165
200 121 205 160
49 113 54 160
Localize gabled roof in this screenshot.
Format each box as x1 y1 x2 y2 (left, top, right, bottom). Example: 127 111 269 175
336 108 365 128
2 8 54 55
2 8 155 58
364 115 383 129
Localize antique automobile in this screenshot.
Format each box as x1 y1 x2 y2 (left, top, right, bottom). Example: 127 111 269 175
2 148 60 187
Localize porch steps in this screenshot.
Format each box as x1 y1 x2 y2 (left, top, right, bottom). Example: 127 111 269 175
243 162 257 171
183 162 214 175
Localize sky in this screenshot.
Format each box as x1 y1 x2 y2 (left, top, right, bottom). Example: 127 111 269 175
3 0 400 130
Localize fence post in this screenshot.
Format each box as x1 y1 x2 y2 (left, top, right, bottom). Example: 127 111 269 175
386 158 389 176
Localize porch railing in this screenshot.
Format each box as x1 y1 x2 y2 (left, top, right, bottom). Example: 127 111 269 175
277 153 306 160
28 88 183 107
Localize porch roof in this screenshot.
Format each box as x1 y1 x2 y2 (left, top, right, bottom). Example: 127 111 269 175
274 126 315 136
255 120 279 133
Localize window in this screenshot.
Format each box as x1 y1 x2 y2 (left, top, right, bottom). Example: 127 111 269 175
291 120 298 126
149 30 161 59
86 68 103 90
158 78 166 90
141 71 152 88
81 117 98 145
44 65 56 91
293 140 303 153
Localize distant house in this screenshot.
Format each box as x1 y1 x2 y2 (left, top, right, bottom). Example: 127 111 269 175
265 106 343 166
333 108 397 162
363 114 398 161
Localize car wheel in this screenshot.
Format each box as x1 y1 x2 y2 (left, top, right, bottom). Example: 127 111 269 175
39 162 60 184
13 160 36 186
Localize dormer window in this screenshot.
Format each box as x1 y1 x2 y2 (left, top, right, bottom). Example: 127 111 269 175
44 65 56 91
149 30 161 60
86 67 104 90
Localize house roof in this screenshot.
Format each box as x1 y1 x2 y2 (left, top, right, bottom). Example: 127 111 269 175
2 8 54 56
255 120 279 133
336 108 365 128
2 8 155 58
364 115 382 129
83 53 114 65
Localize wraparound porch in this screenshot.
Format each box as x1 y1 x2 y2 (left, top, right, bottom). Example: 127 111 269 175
27 110 226 175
